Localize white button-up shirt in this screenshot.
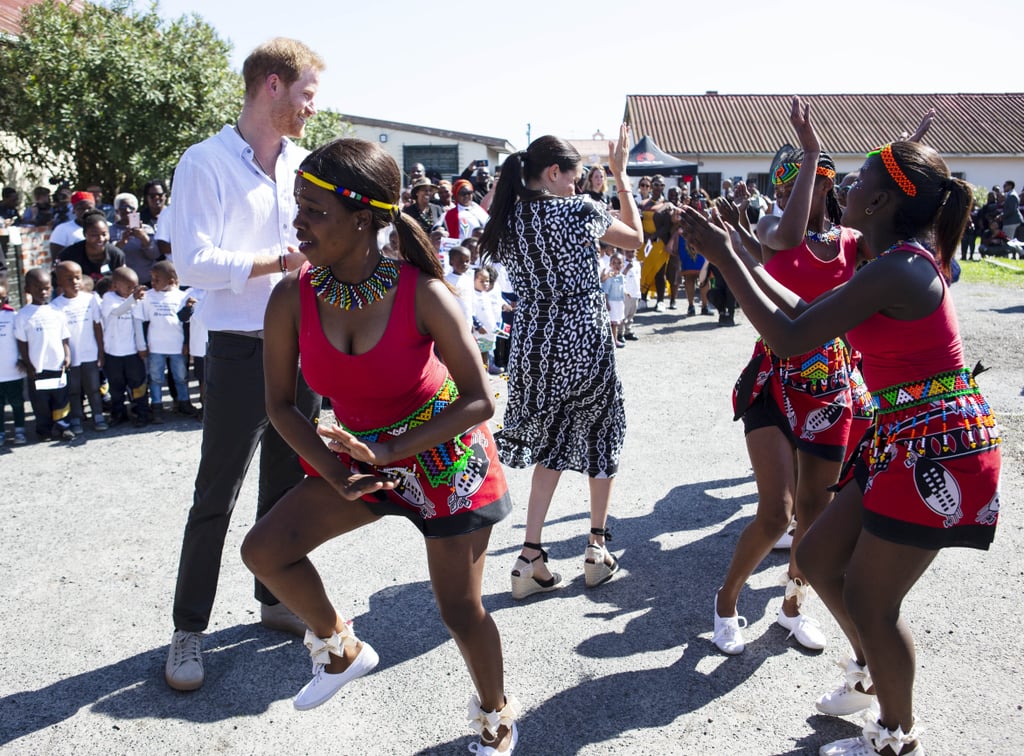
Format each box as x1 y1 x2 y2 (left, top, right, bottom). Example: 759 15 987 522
172 125 307 333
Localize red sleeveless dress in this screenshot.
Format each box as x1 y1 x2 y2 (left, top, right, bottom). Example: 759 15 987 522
732 228 867 461
844 243 1000 550
297 261 511 538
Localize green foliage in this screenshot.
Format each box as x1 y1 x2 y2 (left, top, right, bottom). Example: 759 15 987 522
296 108 353 152
0 0 242 195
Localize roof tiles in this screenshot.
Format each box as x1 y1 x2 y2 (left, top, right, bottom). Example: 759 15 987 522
625 93 1024 157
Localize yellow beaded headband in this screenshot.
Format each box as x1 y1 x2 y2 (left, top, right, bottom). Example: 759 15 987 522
295 169 401 212
867 144 917 197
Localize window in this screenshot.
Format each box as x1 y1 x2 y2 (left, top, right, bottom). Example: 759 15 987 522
403 145 459 183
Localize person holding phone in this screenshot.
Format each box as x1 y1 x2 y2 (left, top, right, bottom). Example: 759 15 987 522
110 192 160 286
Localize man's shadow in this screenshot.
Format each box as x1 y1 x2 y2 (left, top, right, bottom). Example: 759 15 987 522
0 582 453 745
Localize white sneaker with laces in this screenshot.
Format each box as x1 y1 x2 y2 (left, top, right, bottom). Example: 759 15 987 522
165 630 204 691
816 656 876 715
777 607 827 650
712 592 747 655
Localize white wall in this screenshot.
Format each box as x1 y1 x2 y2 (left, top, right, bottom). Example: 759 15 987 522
346 123 499 176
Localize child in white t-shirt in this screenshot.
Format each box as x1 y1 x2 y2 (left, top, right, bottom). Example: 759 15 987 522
14 268 74 441
470 266 501 370
0 278 27 445
101 265 149 426
621 247 642 340
52 260 106 433
444 246 474 331
134 260 193 422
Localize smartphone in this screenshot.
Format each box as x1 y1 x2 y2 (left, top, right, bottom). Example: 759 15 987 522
475 159 489 167
128 211 141 229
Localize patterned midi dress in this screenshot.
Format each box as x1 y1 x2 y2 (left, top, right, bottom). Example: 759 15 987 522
494 195 625 477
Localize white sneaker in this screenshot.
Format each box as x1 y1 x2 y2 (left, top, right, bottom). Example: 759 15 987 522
820 718 924 755
777 608 827 650
712 593 747 655
468 723 519 754
165 630 204 691
816 656 875 716
294 628 379 711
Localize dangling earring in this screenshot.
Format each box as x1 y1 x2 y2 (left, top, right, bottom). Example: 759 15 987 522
864 207 873 216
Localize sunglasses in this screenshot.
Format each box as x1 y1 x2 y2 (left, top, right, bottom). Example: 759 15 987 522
458 190 473 196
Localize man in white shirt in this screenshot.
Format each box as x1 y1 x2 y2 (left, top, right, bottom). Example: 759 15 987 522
165 37 325 692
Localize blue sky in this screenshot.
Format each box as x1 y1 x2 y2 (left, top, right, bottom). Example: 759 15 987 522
153 0 1020 151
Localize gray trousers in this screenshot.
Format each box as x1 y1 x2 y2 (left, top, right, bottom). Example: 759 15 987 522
171 331 319 632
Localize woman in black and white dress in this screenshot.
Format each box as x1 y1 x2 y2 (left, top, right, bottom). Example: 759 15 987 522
479 125 643 599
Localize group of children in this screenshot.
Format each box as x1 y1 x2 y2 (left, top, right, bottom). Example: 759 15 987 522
443 244 514 375
0 260 205 445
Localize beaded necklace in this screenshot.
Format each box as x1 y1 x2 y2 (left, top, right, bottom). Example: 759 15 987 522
805 224 841 245
876 238 931 259
309 256 400 310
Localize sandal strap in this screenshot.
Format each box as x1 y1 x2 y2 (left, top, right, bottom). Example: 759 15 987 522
589 527 612 540
521 542 548 563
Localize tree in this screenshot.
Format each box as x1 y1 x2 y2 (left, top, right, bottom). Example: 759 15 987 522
0 0 242 195
297 108 354 152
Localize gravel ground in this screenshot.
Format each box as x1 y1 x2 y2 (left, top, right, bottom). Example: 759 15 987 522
0 273 1020 755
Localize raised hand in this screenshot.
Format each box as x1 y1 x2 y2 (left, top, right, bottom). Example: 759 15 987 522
789 96 821 155
908 108 936 143
608 123 631 179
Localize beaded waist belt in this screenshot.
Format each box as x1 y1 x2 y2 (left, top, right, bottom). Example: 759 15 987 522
343 376 471 488
871 367 976 414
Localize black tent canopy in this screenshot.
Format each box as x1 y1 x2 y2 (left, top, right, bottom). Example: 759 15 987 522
626 135 699 177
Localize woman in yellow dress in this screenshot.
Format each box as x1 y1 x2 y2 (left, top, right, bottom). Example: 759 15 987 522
638 175 671 310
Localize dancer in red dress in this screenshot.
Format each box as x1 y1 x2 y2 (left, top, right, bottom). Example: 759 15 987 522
242 138 519 754
680 97 1000 756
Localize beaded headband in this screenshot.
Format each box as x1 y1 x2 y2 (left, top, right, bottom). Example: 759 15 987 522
772 162 835 185
867 144 917 197
773 162 800 185
294 169 401 211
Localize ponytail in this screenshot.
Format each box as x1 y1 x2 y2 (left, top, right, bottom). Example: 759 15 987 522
932 177 972 281
479 152 527 263
479 135 582 264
